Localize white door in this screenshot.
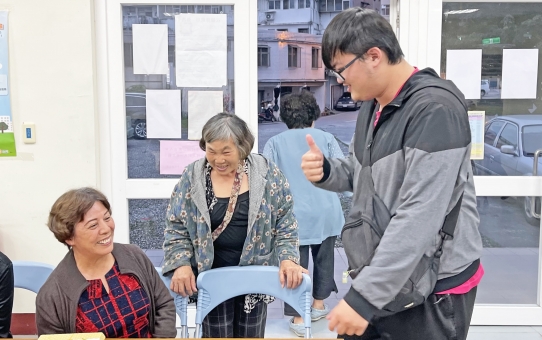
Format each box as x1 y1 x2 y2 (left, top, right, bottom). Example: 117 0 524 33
95 0 257 252
396 0 542 325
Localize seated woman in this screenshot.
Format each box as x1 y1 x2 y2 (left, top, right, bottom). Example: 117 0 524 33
163 113 307 338
36 188 176 338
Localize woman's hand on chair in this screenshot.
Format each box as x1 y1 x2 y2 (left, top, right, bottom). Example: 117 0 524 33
171 266 197 297
279 260 309 289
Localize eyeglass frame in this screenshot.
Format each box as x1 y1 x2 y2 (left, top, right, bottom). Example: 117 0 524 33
328 55 362 81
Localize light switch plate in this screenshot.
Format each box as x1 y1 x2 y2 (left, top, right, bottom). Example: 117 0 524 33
22 122 36 144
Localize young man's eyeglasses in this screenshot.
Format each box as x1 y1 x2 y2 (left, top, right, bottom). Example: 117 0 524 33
328 56 361 81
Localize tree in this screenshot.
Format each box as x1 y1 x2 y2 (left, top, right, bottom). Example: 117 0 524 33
0 122 8 133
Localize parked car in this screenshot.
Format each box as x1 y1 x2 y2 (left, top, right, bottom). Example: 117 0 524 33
334 92 361 111
472 115 542 225
126 92 147 139
481 79 490 97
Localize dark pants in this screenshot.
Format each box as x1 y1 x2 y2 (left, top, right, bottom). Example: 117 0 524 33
284 236 338 317
0 252 14 339
202 295 267 338
339 287 477 340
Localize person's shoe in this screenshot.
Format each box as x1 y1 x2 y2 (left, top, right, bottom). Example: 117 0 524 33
311 304 330 321
289 318 306 337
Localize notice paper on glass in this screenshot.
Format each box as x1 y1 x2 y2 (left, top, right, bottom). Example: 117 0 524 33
160 140 205 175
146 90 182 139
132 24 169 75
175 14 227 87
501 49 538 99
446 50 482 99
468 111 485 160
188 91 223 140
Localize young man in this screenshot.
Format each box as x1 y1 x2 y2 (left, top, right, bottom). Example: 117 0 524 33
0 251 13 338
301 8 483 340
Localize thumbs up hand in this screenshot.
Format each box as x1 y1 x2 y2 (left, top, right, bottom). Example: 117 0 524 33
301 134 325 182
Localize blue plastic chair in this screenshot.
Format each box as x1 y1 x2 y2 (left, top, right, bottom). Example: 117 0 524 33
156 267 189 338
194 266 312 338
12 261 55 294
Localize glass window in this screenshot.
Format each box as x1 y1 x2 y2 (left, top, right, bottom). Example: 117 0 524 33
522 125 542 156
283 0 294 9
343 0 350 10
496 123 518 149
443 3 542 178
298 0 310 9
269 0 280 10
382 4 390 16
298 28 309 33
312 47 321 68
258 46 270 67
484 120 505 146
123 5 235 178
288 45 300 67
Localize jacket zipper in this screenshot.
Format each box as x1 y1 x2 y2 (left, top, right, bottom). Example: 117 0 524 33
342 215 382 238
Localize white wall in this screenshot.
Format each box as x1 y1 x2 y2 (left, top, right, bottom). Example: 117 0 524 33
0 0 97 312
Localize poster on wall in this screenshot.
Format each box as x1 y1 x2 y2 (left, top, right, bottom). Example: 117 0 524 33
468 111 485 160
0 11 16 157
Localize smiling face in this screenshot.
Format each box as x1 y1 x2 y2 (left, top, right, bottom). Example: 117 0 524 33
65 201 115 259
205 138 241 177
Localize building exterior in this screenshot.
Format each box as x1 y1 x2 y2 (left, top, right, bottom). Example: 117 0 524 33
256 0 385 110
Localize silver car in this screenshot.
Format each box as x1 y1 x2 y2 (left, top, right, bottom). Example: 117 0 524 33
473 115 542 225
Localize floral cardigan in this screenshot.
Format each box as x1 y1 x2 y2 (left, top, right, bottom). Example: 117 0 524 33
162 154 300 278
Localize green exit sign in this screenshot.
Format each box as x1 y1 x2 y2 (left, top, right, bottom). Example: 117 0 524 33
482 37 500 44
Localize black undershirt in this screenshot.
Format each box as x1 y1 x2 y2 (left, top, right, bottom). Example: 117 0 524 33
210 191 250 268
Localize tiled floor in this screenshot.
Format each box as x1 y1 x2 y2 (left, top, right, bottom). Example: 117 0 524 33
146 248 542 339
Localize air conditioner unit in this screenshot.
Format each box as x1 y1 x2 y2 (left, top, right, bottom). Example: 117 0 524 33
265 11 275 21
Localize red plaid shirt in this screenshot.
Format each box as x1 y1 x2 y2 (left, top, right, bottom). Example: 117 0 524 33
76 262 152 338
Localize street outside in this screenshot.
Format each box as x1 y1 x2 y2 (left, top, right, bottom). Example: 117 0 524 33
127 109 540 249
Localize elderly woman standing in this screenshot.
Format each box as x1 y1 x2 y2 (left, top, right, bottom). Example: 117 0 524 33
263 91 345 337
36 188 176 338
163 113 306 338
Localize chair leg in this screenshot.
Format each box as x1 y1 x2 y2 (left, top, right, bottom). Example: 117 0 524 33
305 327 312 339
194 324 201 338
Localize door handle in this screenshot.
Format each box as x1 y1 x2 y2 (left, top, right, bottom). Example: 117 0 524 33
489 155 495 160
531 149 541 219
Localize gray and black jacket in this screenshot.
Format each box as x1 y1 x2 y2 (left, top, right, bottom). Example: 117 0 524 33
316 68 483 321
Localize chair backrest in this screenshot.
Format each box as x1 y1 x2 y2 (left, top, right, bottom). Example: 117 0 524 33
155 267 189 338
12 261 55 294
195 266 312 338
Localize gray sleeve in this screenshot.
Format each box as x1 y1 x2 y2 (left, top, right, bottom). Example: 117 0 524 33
313 133 356 193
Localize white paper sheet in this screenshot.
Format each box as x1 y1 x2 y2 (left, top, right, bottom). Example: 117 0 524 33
188 91 223 140
446 50 482 99
501 49 539 99
146 90 182 139
175 14 227 87
132 24 169 75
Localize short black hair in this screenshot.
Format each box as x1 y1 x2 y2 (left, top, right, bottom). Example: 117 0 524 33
322 8 404 70
280 91 320 129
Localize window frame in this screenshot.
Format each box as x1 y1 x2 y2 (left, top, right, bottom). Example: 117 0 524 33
288 45 300 68
311 47 322 68
258 46 270 67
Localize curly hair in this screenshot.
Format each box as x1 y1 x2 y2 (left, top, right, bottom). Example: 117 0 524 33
280 91 321 129
47 187 111 247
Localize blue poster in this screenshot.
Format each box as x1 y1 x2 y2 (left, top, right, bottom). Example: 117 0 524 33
0 11 15 157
